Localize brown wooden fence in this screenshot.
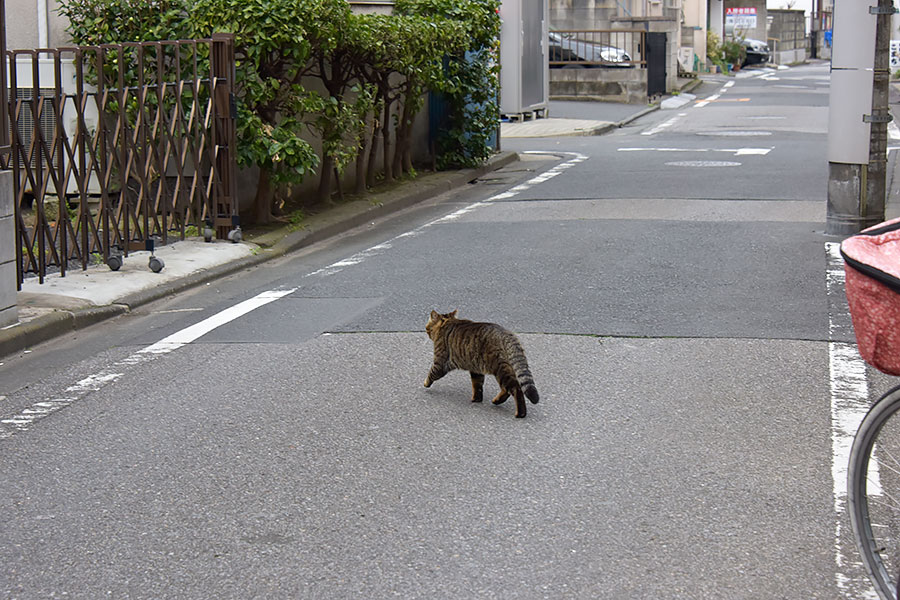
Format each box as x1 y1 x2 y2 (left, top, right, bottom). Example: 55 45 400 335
4 34 237 286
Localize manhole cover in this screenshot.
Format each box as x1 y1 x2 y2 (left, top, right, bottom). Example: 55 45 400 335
665 160 741 167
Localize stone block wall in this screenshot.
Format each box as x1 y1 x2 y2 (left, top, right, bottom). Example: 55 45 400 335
549 67 647 103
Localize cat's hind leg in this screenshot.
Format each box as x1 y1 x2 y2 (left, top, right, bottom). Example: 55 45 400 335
470 372 485 402
490 388 510 405
512 387 527 418
491 370 513 405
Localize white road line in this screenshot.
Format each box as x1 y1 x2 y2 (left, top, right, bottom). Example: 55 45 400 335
0 287 298 439
1 151 588 440
694 93 719 109
826 241 879 599
641 113 685 136
140 288 298 354
618 147 772 156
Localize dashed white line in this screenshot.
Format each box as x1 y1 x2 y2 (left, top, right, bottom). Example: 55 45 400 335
641 113 686 136
694 93 719 109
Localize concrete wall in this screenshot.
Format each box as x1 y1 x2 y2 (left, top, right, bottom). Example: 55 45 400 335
549 67 647 103
0 171 17 328
550 0 618 31
772 48 807 65
347 1 393 15
6 0 68 50
709 0 725 39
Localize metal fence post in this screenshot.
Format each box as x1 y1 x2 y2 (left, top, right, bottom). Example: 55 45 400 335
211 33 237 241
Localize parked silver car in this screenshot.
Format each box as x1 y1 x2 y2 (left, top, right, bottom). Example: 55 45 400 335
548 32 632 67
741 38 770 65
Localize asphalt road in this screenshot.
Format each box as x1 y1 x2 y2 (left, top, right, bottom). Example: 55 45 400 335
1 62 897 598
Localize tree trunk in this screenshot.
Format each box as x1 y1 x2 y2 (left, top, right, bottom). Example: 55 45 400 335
254 167 275 224
367 118 381 189
333 166 344 203
382 100 393 182
404 145 413 174
394 94 415 176
355 129 369 195
318 153 335 204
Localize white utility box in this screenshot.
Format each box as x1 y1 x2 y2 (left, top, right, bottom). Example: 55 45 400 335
499 0 549 120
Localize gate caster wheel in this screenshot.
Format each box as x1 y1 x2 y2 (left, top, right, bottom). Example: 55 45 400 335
227 226 242 243
107 255 123 271
148 256 165 273
203 219 215 242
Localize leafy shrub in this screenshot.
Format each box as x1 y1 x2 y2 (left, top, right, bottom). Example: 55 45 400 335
59 0 501 220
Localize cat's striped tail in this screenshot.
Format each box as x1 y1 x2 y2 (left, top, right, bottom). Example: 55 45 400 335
510 350 539 404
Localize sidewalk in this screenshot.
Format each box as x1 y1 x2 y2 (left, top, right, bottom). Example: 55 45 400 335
0 85 692 360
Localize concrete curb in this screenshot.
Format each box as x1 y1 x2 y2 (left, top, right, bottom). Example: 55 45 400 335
0 304 127 358
616 104 659 127
0 151 519 358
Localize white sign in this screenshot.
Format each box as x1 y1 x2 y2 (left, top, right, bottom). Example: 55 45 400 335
725 7 757 34
892 40 900 70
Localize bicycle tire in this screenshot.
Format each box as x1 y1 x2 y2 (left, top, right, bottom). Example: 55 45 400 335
848 383 900 600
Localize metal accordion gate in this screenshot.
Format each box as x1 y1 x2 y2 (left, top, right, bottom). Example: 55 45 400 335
4 34 238 286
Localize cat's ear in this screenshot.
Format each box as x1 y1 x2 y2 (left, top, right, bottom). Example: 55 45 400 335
430 310 440 319
449 309 458 318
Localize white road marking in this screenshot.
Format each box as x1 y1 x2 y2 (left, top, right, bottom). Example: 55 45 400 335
694 93 719 108
618 147 772 156
0 151 588 440
0 287 298 439
696 130 772 137
641 113 686 136
664 160 740 167
140 288 298 354
826 241 880 599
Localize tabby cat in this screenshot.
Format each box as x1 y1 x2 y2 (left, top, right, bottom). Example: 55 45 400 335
424 310 540 418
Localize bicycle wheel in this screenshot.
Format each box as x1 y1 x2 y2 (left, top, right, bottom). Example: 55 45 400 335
849 383 900 600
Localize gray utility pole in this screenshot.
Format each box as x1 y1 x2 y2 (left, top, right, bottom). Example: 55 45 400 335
826 0 895 236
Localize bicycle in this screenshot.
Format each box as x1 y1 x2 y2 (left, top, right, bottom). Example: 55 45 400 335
843 217 900 600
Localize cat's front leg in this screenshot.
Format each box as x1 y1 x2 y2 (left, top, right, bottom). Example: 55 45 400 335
424 362 448 387
470 372 485 402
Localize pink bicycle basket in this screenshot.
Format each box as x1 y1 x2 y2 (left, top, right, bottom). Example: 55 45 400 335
842 217 900 376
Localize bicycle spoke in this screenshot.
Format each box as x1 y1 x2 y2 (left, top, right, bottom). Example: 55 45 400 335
876 447 900 479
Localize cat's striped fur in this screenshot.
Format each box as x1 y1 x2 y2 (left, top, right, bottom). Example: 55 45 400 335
424 310 539 418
